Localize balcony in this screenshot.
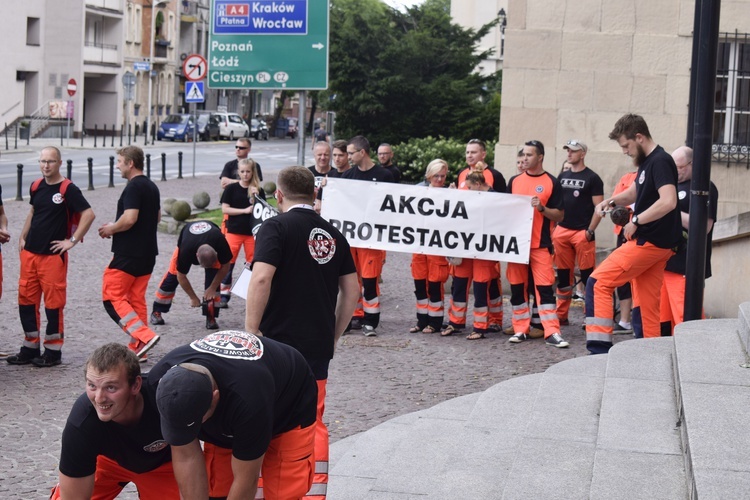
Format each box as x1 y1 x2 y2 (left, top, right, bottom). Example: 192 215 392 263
84 41 119 65
154 38 171 58
86 0 123 12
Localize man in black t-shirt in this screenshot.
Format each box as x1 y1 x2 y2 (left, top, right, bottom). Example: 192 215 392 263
99 146 161 360
51 343 178 499
660 146 719 335
150 221 232 329
552 140 604 325
309 141 339 214
246 166 359 497
8 146 95 368
342 136 395 336
585 115 681 354
147 331 318 500
219 137 263 188
376 143 402 183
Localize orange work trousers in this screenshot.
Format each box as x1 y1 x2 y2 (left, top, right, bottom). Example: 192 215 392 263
204 423 315 500
659 270 705 336
552 227 596 321
102 267 157 353
351 247 385 326
585 240 673 354
412 254 450 330
18 249 67 352
49 456 180 500
507 248 560 338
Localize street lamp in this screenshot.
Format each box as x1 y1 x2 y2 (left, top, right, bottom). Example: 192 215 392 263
146 0 169 145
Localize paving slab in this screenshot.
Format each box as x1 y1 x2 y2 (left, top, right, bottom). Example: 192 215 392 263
605 336 675 382
590 449 687 500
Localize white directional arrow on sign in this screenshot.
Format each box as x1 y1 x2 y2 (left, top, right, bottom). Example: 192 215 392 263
312 43 325 50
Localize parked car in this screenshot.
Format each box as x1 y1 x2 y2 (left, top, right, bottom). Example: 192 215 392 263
197 113 220 141
250 118 269 140
214 112 249 140
287 117 298 139
157 114 196 142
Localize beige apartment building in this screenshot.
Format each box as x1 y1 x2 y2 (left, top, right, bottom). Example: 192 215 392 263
483 0 750 316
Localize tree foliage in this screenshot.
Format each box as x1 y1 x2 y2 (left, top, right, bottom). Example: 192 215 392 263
324 0 501 146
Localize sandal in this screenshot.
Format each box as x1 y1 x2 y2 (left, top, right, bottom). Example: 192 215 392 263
409 326 422 333
441 325 462 337
421 325 436 334
466 331 485 340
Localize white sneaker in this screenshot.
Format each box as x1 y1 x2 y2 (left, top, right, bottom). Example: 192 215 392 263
362 325 377 337
545 333 569 348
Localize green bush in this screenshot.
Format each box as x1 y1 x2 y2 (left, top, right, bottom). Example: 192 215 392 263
393 136 495 184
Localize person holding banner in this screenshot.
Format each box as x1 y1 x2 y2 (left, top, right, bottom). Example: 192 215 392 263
220 158 266 308
506 140 570 348
343 136 395 336
442 139 506 338
461 172 504 340
410 160 451 334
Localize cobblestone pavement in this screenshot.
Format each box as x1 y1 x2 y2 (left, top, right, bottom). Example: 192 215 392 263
0 175 626 497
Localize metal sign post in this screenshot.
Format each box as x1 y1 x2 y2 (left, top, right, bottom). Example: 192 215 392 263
184 56 207 178
122 71 136 148
66 78 77 146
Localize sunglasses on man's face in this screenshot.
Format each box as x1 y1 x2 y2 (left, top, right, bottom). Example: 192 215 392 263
236 146 249 150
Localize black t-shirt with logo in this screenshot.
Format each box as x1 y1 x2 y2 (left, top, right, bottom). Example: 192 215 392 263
252 208 356 366
558 167 604 230
220 182 267 236
176 221 233 275
25 179 91 255
665 179 718 277
146 332 317 461
59 375 170 477
112 175 160 259
633 146 682 249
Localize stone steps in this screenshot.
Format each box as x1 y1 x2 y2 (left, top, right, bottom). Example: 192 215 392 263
328 304 750 500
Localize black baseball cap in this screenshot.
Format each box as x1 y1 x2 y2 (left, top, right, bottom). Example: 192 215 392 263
156 365 213 445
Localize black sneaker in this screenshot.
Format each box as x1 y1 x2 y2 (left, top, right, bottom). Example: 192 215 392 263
508 333 528 343
150 311 165 325
350 318 363 330
7 348 40 365
216 298 229 309
31 351 62 368
559 318 570 326
545 333 570 348
206 318 219 330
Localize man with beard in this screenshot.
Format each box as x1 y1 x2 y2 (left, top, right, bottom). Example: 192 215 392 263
585 114 681 354
376 143 401 183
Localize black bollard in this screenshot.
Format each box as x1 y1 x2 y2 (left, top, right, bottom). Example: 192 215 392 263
161 152 167 181
128 124 132 145
66 159 73 180
134 123 138 144
87 157 94 191
60 124 64 147
14 124 17 150
81 125 84 147
108 156 115 188
144 125 148 145
178 151 183 179
15 164 23 201
111 125 115 147
146 153 151 178
94 124 98 148
102 124 107 147
4 122 8 151
119 126 123 147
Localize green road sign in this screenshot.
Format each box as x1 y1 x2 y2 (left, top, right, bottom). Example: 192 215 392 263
208 0 329 90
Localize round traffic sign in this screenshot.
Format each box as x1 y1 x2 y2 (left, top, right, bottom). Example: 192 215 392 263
182 54 208 82
67 78 77 97
122 71 136 87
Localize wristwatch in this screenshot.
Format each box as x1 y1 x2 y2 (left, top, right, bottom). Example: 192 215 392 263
70 236 78 244
631 215 640 227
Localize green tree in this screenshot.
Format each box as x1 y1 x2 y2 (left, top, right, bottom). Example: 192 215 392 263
325 0 500 145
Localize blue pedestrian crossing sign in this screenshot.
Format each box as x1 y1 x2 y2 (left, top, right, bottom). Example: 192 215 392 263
185 81 205 103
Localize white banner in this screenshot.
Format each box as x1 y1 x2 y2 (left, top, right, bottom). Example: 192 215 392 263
321 178 534 264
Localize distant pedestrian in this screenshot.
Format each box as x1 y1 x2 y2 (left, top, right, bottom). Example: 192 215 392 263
98 146 161 360
150 220 232 330
8 146 95 367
